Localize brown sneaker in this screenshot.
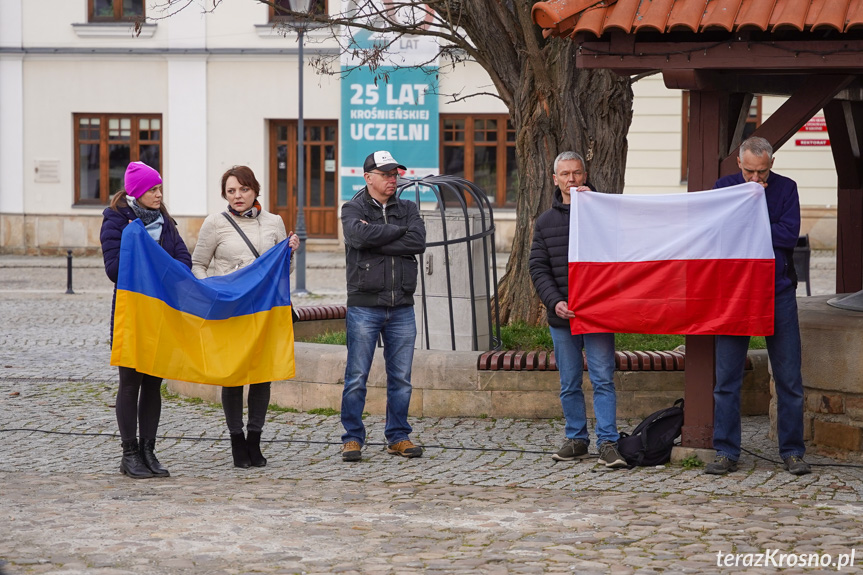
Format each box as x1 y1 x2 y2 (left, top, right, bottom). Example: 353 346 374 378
341 441 362 462
387 439 423 458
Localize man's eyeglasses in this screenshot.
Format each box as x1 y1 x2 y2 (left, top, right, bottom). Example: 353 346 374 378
557 170 584 179
370 171 399 180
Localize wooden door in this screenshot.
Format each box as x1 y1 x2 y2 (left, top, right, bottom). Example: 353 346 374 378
269 120 339 238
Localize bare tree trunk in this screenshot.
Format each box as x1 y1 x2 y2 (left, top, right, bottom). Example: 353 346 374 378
492 37 633 325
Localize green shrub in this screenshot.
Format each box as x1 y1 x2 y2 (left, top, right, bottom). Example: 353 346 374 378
307 407 339 416
499 321 554 351
302 331 347 345
681 454 705 469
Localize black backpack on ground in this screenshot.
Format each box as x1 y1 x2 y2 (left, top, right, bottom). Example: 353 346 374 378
617 398 684 467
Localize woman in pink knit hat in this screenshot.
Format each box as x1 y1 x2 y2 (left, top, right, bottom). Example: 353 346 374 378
99 161 192 479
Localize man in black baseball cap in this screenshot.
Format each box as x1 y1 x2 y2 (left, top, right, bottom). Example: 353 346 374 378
339 149 426 462
363 150 406 173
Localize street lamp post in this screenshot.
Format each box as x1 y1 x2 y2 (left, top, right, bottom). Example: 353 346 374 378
293 0 313 295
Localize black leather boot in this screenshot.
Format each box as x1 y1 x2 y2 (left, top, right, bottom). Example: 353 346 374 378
230 433 251 468
140 438 170 477
246 430 267 467
120 439 153 479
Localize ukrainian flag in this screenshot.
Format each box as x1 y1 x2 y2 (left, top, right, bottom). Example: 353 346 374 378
111 220 295 385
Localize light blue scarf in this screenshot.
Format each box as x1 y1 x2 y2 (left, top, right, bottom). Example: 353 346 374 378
127 195 164 242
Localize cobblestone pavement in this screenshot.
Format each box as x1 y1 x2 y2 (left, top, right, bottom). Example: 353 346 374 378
2 254 862 574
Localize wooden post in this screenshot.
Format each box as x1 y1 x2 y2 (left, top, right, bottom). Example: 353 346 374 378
680 90 729 448
824 100 863 294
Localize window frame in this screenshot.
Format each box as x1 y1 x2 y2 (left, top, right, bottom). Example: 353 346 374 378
88 0 145 22
440 113 517 208
73 113 163 206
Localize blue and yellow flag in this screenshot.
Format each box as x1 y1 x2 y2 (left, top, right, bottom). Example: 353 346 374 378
111 220 295 385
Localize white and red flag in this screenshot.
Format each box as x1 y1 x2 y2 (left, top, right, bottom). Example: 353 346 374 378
568 182 774 336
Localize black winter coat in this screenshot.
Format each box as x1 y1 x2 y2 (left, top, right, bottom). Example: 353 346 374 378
100 202 192 342
341 187 426 307
528 186 593 328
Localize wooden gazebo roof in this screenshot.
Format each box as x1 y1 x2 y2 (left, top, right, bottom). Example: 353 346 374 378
533 0 863 38
531 0 863 81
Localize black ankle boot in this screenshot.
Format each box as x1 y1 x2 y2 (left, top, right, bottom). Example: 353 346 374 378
246 430 267 467
140 438 170 477
230 433 251 468
120 439 153 479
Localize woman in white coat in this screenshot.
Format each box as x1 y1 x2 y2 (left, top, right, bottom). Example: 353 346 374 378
192 165 300 468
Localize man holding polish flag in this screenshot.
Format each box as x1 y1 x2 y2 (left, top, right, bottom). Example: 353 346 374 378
530 151 627 469
709 137 809 477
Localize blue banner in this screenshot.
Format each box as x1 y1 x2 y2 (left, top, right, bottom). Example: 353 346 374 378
339 27 439 201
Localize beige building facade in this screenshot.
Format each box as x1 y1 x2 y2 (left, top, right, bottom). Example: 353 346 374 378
0 1 837 255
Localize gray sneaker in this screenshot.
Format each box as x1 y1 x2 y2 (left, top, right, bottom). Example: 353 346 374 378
705 455 738 475
598 441 628 468
783 455 811 476
551 438 589 461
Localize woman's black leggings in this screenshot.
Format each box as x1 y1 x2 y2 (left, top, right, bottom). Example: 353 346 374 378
222 382 271 435
116 366 163 442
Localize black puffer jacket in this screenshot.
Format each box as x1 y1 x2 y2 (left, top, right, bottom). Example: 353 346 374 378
528 186 593 328
100 201 192 343
341 187 426 307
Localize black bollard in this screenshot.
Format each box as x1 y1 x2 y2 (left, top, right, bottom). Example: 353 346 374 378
65 250 75 294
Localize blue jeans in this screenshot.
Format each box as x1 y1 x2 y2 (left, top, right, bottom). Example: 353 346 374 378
549 327 619 445
713 287 805 461
341 305 416 446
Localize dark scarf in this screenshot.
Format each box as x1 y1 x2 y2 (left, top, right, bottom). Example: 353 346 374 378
127 196 163 225
227 199 262 219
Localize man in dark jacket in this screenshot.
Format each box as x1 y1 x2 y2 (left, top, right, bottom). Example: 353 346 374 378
529 151 626 468
706 136 810 476
339 151 426 462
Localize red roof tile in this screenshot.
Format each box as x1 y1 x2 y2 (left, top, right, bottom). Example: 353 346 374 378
532 0 863 37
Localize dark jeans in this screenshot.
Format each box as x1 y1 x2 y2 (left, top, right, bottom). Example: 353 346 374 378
341 305 416 446
548 328 619 445
713 287 805 460
116 366 163 442
222 382 271 435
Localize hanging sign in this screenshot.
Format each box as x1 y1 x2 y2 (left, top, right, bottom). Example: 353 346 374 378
339 2 439 201
795 116 829 146
800 117 827 132
795 139 830 147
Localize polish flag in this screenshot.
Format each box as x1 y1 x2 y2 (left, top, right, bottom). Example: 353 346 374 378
568 182 775 336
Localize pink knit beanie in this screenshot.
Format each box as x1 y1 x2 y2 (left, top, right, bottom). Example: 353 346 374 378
124 162 162 199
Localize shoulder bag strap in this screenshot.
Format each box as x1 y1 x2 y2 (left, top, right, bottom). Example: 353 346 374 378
222 212 260 259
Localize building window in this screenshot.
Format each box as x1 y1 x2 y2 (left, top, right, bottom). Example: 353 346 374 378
270 0 327 21
74 114 162 205
89 0 144 21
681 92 761 183
441 114 517 207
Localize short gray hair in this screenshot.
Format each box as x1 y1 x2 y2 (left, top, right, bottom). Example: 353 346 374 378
739 136 773 160
553 151 586 173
